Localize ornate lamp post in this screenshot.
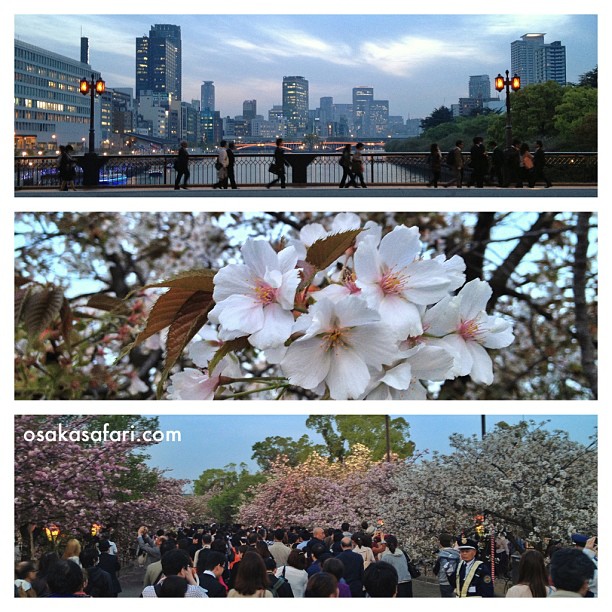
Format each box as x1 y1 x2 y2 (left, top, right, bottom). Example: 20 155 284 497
80 73 105 154
494 70 521 150
78 73 107 186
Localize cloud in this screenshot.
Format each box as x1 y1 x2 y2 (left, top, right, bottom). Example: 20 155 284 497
361 36 476 77
226 26 355 67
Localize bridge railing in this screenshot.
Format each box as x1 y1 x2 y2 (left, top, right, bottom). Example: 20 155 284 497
14 151 597 189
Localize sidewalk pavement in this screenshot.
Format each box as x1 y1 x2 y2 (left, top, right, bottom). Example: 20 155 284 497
15 186 596 198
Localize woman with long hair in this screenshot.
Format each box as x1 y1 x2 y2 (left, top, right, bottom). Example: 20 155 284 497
380 534 412 597
506 549 550 597
427 143 442 188
351 532 375 569
62 539 82 567
275 548 308 597
228 551 273 598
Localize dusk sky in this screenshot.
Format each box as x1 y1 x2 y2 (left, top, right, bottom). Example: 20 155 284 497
143 414 597 488
14 8 597 119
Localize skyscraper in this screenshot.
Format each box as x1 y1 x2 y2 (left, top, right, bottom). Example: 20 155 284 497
135 24 182 100
352 86 374 136
201 81 215 112
282 76 309 138
242 100 257 121
469 75 491 101
511 33 566 87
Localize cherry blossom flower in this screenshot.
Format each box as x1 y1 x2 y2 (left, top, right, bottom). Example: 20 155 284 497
354 225 453 338
208 239 300 349
363 344 455 400
423 279 515 384
280 296 398 399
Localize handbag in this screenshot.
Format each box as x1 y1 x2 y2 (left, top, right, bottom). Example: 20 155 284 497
268 163 279 175
215 161 223 171
402 550 421 578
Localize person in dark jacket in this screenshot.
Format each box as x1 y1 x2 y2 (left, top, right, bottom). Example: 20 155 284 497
338 143 354 188
534 140 553 187
266 138 288 189
174 141 190 190
97 540 121 597
335 537 365 597
197 551 228 597
80 548 113 597
226 141 239 189
449 537 494 597
468 136 488 188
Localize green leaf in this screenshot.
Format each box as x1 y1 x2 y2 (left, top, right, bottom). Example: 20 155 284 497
23 286 64 338
305 229 362 270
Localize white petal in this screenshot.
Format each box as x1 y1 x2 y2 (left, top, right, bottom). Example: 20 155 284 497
347 323 399 367
380 361 413 390
423 296 460 337
214 294 264 334
481 317 515 349
458 279 492 320
379 225 421 270
378 297 423 338
282 337 331 390
335 296 381 328
439 334 473 377
242 239 279 278
276 269 300 309
402 260 451 305
331 212 361 232
326 348 371 399
188 340 217 368
277 245 299 274
248 304 294 349
212 264 254 302
409 345 455 381
300 223 327 247
354 241 382 284
466 341 494 385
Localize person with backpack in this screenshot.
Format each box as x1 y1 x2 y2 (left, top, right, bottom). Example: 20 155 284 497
434 533 460 597
444 140 464 188
380 535 412 597
265 556 294 597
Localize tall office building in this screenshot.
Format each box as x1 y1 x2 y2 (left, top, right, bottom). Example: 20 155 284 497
352 86 374 136
136 24 182 100
511 33 566 86
282 76 309 138
201 81 215 111
243 99 257 121
535 41 566 85
469 75 491 101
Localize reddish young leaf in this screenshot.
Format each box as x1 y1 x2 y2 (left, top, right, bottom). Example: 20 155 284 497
305 229 362 271
23 287 64 338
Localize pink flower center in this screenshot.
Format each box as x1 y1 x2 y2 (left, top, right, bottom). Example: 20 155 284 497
458 319 481 341
379 270 405 296
254 281 278 305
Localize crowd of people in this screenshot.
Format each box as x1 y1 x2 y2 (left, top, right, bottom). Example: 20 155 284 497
428 137 553 189
14 521 598 598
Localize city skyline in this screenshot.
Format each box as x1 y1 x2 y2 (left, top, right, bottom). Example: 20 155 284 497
14 12 597 120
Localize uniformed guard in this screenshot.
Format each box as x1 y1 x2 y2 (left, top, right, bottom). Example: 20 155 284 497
452 536 495 597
